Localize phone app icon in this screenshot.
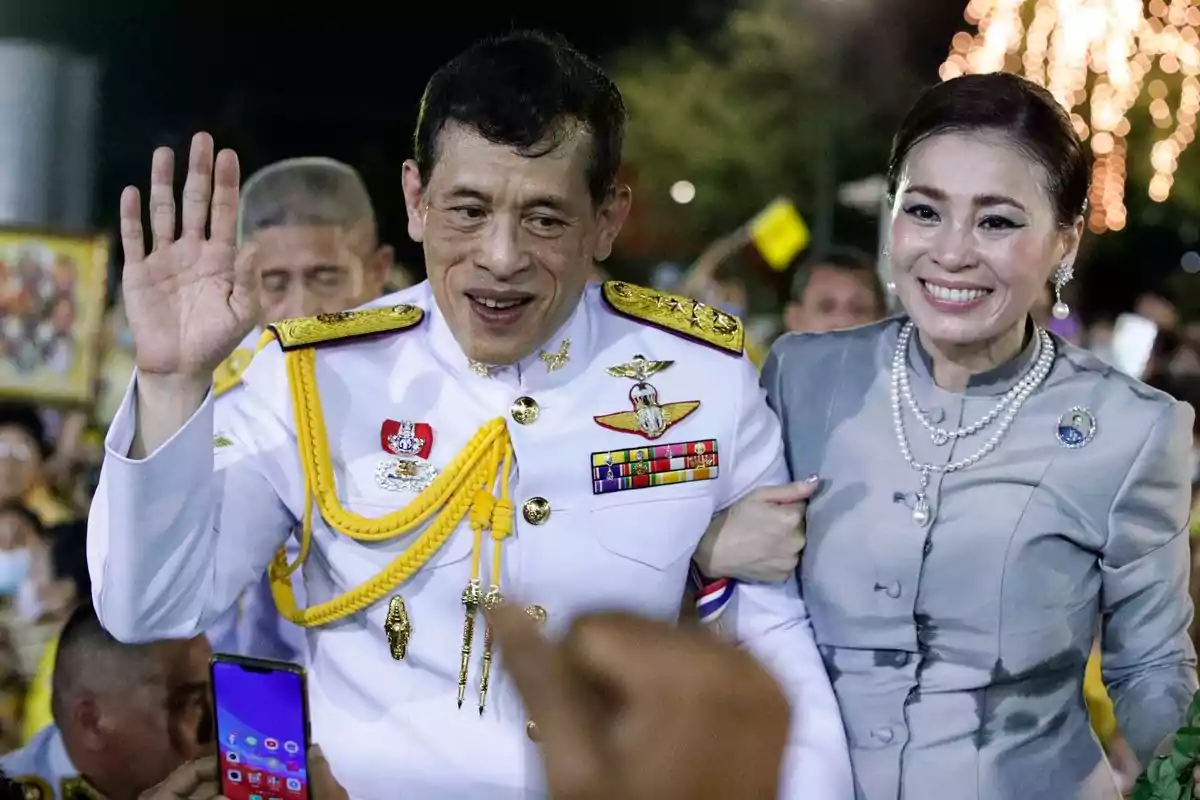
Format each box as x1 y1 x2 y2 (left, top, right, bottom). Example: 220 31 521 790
248 772 262 785
283 740 299 754
286 778 301 792
265 738 278 751
227 733 238 745
246 736 258 746
250 795 263 800
226 751 241 764
267 777 280 789
226 770 242 784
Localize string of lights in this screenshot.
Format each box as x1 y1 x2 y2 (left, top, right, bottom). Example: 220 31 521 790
940 0 1200 233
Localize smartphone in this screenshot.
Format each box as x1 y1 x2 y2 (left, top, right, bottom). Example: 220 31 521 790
212 654 311 800
1110 312 1159 380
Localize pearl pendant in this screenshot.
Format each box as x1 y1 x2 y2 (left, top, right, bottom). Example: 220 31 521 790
1052 301 1070 320
912 498 931 526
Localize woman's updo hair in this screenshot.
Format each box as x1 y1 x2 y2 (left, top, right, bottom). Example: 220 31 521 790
887 72 1090 228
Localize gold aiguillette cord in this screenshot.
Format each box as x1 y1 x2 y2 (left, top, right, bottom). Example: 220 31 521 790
477 445 515 714
477 586 503 714
458 575 482 709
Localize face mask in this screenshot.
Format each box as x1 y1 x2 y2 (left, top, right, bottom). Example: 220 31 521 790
0 550 30 597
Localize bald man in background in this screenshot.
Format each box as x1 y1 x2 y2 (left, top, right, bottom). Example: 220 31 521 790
206 157 392 660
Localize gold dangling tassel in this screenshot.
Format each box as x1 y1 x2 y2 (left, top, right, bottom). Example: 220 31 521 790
477 587 504 715
457 579 482 708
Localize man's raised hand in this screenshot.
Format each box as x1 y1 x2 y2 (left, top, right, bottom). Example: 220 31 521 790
120 132 259 380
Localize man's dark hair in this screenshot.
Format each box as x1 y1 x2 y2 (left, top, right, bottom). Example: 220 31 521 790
49 519 90 600
0 401 48 458
790 246 886 314
51 602 160 727
413 30 627 205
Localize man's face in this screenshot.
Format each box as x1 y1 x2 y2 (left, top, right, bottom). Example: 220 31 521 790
250 224 391 324
785 266 882 334
403 122 630 365
98 636 214 797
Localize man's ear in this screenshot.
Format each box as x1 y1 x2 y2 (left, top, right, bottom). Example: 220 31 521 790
401 160 426 244
594 184 632 262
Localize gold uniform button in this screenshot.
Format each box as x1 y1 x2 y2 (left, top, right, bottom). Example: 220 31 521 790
522 497 551 525
511 396 539 425
526 719 540 741
524 604 548 624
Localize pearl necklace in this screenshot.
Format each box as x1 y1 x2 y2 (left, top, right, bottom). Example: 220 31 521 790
890 321 1055 526
898 328 1044 446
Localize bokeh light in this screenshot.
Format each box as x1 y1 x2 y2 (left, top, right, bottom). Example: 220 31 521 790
941 0 1200 233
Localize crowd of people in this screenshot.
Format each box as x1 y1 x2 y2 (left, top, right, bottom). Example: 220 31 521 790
0 27 1196 800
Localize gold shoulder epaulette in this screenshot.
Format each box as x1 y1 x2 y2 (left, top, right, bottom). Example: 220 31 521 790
268 304 425 351
601 280 744 356
213 331 278 397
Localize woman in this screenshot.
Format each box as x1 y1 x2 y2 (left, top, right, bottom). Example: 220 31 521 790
760 73 1195 798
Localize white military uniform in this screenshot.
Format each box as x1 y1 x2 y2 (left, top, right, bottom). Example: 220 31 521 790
0 725 97 800
88 281 853 800
206 327 308 662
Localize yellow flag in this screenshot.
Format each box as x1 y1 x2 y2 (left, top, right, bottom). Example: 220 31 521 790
749 198 810 271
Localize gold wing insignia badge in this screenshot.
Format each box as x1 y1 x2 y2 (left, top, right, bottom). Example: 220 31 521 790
594 401 701 440
595 354 701 440
601 280 744 355
269 304 425 351
605 355 673 381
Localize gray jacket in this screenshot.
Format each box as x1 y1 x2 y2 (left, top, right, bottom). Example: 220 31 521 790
763 317 1197 800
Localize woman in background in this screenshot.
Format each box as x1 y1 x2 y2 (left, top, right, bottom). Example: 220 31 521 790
759 73 1195 798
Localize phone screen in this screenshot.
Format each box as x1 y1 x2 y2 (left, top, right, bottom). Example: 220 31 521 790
213 658 309 800
1110 313 1159 379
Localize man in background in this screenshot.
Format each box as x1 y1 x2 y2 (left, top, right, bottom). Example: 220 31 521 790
240 156 393 325
783 247 886 334
1 604 212 800
207 157 393 660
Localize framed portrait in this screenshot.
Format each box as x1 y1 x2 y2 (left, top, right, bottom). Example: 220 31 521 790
0 228 109 406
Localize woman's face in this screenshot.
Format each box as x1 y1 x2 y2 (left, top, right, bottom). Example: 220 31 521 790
889 131 1082 348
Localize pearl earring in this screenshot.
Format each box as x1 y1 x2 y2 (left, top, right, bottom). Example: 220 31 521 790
1051 262 1073 320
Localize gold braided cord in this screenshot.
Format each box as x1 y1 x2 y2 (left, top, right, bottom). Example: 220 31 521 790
269 346 514 628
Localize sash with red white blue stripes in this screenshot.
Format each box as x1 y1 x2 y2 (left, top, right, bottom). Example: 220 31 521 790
689 563 735 624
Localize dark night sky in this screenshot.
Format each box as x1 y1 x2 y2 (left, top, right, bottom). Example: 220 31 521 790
1 0 1189 315
1 0 732 269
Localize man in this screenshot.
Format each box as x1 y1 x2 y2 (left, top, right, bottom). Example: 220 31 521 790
212 156 393 401
783 247 887 334
1 604 213 800
207 156 392 660
88 31 849 798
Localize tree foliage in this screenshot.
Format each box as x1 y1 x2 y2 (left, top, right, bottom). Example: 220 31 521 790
609 0 916 254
